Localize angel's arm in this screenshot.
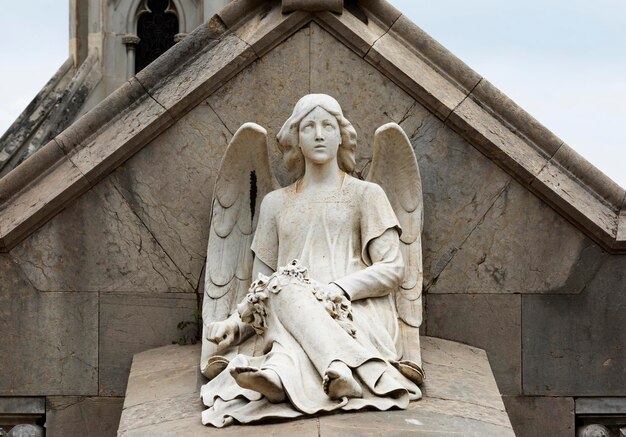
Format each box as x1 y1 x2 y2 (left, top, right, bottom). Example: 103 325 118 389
331 227 403 301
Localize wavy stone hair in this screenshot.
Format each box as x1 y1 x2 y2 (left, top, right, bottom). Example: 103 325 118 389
276 94 357 180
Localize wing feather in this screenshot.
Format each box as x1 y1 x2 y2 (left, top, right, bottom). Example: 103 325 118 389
367 123 423 328
203 123 275 318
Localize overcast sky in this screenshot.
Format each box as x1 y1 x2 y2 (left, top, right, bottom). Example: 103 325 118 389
0 1 623 187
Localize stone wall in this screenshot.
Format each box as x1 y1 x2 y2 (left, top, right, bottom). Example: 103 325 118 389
1 20 624 437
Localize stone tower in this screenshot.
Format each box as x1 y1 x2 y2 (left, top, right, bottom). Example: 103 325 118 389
0 0 229 177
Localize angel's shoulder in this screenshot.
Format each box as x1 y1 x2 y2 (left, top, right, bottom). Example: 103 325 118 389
346 176 386 198
259 186 290 209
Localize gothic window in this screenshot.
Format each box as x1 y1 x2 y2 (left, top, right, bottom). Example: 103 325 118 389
135 0 179 74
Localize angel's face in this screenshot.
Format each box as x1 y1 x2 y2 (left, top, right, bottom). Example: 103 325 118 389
298 106 341 166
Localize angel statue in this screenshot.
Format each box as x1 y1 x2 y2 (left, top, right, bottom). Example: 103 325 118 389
200 94 424 427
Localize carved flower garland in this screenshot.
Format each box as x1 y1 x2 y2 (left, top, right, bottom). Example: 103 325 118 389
239 260 356 337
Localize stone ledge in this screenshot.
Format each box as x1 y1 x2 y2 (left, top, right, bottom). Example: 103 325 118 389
118 337 514 436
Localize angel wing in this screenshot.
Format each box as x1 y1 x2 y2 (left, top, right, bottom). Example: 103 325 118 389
200 123 278 377
367 123 424 379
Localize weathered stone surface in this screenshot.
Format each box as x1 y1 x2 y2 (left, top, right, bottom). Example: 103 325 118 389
150 32 256 120
576 397 626 415
318 408 514 436
283 0 342 14
99 293 198 396
10 180 192 293
366 27 468 121
118 337 513 436
310 23 416 174
234 3 310 57
0 255 97 395
0 57 73 174
121 415 319 437
431 181 607 294
523 255 626 396
313 6 389 57
469 79 562 157
123 350 200 410
426 294 521 395
532 156 619 243
447 96 549 184
111 102 231 288
397 105 512 287
208 26 310 186
0 145 90 251
46 396 123 437
68 89 173 184
0 397 44 414
503 396 574 437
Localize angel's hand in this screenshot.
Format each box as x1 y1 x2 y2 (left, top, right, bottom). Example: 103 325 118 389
205 320 239 349
325 283 350 303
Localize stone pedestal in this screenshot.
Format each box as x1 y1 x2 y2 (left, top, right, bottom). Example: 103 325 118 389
118 336 514 436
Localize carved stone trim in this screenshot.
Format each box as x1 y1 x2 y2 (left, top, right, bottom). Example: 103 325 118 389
122 34 141 46
282 0 342 14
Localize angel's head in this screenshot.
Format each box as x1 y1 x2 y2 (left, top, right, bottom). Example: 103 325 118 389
277 94 357 180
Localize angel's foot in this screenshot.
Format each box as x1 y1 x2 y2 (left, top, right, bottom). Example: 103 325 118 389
323 361 362 400
230 366 286 403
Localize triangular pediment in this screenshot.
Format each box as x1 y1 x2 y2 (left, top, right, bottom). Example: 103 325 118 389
0 0 624 255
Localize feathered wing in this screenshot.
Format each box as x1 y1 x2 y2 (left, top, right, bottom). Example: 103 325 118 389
200 123 277 378
367 123 424 379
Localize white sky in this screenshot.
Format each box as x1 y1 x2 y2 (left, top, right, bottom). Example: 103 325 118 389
0 1 624 188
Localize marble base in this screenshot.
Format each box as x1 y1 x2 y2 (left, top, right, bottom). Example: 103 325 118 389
118 336 514 436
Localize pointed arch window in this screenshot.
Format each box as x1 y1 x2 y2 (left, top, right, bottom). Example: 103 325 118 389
134 0 179 73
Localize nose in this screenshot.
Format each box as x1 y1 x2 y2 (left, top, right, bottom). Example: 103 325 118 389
314 123 324 141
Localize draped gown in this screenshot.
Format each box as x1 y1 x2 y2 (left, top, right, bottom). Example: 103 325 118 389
201 175 422 427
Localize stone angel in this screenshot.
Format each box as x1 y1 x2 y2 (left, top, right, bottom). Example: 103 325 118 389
200 94 424 427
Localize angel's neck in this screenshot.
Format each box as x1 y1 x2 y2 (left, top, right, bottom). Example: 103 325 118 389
298 161 343 192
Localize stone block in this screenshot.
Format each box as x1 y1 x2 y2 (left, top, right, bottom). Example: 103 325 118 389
111 102 231 288
118 337 514 436
98 293 198 396
469 79 562 157
426 294 521 395
431 181 606 294
522 255 626 396
366 28 468 121
532 156 619 244
208 26 310 186
310 23 416 175
10 180 193 293
318 408 514 437
121 415 319 437
45 396 124 437
0 255 97 395
0 397 44 414
125 346 202 410
67 89 174 184
503 396 574 437
233 3 310 57
313 6 389 57
150 32 256 120
0 146 90 251
447 96 549 184
576 397 626 415
397 105 512 287
549 143 624 211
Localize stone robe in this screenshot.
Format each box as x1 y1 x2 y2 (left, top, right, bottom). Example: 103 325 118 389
201 175 421 427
